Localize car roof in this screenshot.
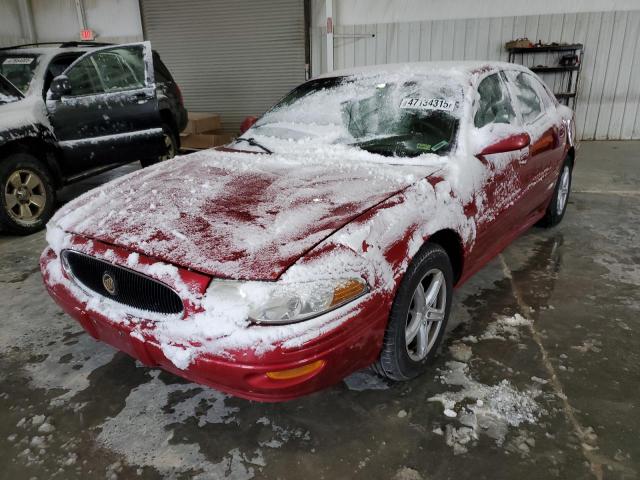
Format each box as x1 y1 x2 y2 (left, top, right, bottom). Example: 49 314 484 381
317 60 530 82
0 41 112 51
0 42 115 59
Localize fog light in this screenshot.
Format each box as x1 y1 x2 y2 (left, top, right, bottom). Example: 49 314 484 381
266 360 325 380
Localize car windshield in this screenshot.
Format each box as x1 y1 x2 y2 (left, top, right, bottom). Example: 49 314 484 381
0 75 22 104
250 74 463 157
0 54 39 94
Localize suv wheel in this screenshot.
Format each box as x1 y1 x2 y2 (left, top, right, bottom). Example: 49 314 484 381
0 153 56 235
140 124 178 168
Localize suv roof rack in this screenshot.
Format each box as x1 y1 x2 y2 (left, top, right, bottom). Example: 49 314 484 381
0 41 113 51
59 41 113 48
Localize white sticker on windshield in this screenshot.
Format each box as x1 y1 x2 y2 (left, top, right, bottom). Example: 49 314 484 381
400 97 455 111
3 57 34 65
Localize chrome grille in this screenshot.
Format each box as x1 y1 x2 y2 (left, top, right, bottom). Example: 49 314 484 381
62 250 184 315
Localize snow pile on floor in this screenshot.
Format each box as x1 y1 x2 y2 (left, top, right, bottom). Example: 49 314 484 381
429 360 542 454
97 371 257 479
97 370 310 478
479 313 532 342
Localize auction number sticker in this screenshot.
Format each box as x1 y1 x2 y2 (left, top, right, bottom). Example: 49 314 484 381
3 57 35 65
400 97 455 111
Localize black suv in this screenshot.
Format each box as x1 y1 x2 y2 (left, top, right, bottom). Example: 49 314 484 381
0 41 187 234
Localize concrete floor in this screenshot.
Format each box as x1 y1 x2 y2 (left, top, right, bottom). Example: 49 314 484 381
0 142 638 480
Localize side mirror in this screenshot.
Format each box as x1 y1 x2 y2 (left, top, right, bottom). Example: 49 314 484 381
49 75 71 100
240 115 258 135
479 132 530 156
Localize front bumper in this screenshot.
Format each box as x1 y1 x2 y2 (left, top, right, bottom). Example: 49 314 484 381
40 247 390 402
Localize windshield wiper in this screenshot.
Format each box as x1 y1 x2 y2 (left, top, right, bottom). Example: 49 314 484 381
233 137 272 154
350 134 451 157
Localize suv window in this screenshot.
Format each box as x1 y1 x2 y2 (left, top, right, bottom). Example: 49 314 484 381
65 46 146 96
153 53 173 84
510 72 544 124
0 54 39 93
93 47 145 92
474 73 517 128
67 56 103 96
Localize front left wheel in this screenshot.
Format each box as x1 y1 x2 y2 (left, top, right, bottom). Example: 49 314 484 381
0 152 56 235
374 243 453 381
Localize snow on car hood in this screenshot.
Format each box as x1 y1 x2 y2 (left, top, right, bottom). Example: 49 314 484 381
0 96 49 133
50 147 441 280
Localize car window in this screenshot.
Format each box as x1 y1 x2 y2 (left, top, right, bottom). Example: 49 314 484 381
255 75 464 157
64 45 146 96
510 72 544 124
474 73 517 128
153 53 173 84
44 53 82 95
66 56 104 96
92 47 145 92
529 75 556 111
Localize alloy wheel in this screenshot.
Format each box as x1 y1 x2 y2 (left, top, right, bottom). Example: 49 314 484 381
159 133 176 162
4 169 47 225
405 268 447 361
556 165 571 215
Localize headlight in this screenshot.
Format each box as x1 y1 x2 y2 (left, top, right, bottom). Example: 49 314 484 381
207 278 369 325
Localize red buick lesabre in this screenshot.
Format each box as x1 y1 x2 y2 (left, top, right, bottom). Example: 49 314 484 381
41 61 575 401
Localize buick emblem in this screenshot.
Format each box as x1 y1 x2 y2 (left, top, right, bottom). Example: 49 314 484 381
102 272 117 296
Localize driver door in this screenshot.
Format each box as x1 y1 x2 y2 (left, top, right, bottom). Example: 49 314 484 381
466 72 529 270
46 42 164 175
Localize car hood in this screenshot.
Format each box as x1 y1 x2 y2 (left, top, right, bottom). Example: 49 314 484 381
0 96 48 134
52 149 441 280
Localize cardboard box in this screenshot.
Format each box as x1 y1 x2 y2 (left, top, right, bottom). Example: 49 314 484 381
184 112 222 134
180 131 235 150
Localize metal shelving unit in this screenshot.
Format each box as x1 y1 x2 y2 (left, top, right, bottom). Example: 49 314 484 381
507 43 584 108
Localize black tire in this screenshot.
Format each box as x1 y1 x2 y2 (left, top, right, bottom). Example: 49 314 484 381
140 123 178 168
0 152 56 235
539 157 573 228
375 243 454 381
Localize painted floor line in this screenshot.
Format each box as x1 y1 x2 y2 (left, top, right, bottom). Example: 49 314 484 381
499 254 606 480
573 189 640 196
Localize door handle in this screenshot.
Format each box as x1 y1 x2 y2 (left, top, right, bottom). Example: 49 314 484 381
518 150 529 164
131 92 151 103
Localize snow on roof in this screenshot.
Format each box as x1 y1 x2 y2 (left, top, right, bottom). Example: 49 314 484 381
317 60 530 82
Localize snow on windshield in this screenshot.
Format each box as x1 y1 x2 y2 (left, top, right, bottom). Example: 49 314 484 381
250 73 465 157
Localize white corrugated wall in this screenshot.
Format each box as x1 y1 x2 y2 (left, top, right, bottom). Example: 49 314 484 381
311 8 640 140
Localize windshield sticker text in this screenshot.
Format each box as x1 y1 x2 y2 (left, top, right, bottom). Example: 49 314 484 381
2 57 34 65
400 97 455 111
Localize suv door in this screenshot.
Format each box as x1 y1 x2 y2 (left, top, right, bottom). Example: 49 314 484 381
46 42 164 175
504 70 563 218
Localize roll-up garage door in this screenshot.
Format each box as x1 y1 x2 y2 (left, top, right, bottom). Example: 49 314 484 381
140 0 305 132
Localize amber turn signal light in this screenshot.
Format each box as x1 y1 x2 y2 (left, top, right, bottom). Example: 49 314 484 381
266 360 326 380
330 279 367 307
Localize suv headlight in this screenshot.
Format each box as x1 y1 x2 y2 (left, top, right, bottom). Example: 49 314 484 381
207 278 369 325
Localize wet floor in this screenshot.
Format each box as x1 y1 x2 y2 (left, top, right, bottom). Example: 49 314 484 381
1 142 638 480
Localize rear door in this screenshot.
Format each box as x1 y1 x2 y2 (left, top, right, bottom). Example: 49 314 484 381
503 70 562 218
46 42 164 175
